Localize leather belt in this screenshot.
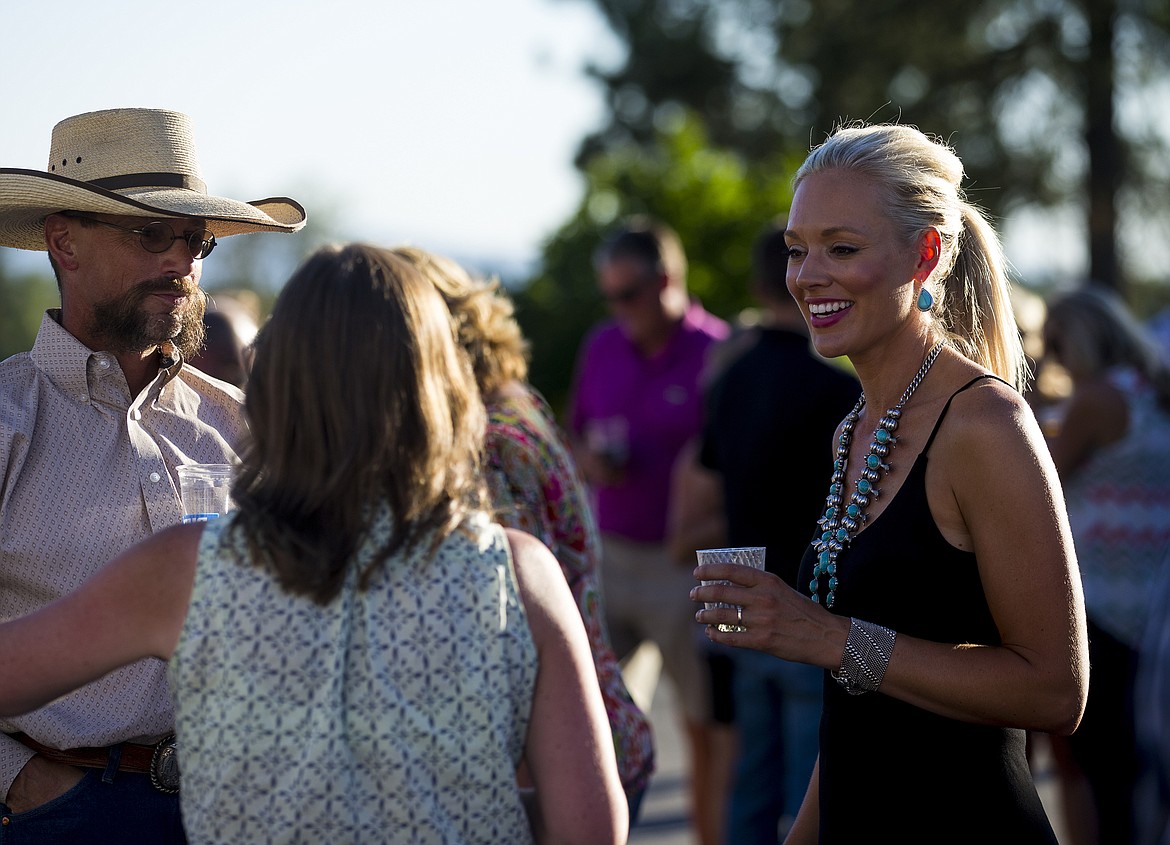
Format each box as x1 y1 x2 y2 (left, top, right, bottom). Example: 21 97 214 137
9 732 180 793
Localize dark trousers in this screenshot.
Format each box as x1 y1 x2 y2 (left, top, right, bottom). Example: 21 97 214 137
0 763 184 845
1067 619 1141 845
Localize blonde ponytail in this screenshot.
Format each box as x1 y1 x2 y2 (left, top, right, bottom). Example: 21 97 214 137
939 204 1027 391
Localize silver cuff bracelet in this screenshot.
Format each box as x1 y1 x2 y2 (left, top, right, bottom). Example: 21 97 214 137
832 617 896 695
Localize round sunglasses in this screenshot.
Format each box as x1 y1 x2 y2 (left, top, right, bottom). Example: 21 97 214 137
65 213 217 259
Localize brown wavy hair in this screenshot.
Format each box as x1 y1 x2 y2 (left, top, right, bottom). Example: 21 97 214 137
389 246 529 398
231 243 487 604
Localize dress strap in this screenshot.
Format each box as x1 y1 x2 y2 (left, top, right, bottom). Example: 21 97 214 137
922 374 1009 452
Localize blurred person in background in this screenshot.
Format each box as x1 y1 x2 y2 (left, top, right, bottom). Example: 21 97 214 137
1135 552 1170 845
1144 301 1170 368
187 293 260 389
1040 284 1170 845
696 222 858 844
666 435 738 845
0 243 628 845
393 245 655 824
568 217 729 845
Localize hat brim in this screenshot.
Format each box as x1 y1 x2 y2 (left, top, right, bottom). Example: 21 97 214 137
0 168 307 251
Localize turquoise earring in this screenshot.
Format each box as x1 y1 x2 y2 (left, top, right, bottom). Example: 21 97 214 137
917 287 934 312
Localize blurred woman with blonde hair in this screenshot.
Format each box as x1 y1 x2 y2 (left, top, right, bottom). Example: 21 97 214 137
394 246 655 822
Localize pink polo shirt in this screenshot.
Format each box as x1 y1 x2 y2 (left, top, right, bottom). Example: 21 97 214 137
568 302 728 543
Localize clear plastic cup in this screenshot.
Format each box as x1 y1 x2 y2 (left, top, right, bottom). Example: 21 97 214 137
697 546 766 632
176 463 235 523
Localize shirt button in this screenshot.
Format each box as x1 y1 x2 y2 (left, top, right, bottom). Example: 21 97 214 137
149 472 161 483
77 393 88 403
98 358 111 369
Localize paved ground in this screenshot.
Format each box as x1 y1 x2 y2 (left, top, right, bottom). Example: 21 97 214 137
625 646 1071 845
627 675 698 845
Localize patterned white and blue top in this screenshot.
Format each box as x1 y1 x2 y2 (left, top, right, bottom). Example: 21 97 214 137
169 506 538 845
1063 366 1170 649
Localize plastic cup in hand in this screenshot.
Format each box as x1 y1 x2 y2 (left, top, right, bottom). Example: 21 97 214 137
584 416 629 471
177 463 235 524
697 546 766 632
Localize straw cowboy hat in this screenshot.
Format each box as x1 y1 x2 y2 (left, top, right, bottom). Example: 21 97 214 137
0 108 307 251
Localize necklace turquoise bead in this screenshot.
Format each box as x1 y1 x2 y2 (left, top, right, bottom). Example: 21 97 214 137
809 341 947 608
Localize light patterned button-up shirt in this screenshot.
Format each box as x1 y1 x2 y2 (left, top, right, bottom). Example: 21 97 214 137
0 310 247 799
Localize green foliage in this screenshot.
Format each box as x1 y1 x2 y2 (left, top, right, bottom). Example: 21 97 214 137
523 0 1170 408
0 254 57 360
569 0 1170 290
514 110 800 410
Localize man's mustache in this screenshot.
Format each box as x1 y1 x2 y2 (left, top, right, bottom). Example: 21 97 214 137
135 277 202 299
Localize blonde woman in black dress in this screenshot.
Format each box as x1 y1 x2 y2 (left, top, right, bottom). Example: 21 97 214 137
693 124 1088 844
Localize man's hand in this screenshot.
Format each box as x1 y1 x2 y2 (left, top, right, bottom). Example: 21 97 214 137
5 755 85 814
576 448 626 488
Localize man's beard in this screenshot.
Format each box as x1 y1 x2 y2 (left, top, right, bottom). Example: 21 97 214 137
89 277 207 360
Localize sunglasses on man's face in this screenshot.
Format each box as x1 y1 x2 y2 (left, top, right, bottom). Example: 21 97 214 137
601 278 657 305
66 213 217 260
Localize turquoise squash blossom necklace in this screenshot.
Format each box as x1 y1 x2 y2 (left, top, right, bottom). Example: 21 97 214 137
809 341 947 608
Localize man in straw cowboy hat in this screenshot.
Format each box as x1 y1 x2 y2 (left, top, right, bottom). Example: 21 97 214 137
0 107 305 841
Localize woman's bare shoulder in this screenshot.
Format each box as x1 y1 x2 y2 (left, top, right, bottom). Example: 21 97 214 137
925 371 1068 553
927 373 1053 500
938 374 1036 444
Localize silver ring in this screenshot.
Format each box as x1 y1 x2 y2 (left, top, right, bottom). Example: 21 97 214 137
737 606 744 625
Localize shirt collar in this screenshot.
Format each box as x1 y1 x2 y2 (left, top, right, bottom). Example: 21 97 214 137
681 299 715 332
29 309 182 403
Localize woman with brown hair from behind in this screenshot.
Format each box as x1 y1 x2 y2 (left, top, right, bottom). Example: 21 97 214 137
0 243 628 845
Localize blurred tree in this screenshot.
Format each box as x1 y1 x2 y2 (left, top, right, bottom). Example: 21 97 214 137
569 0 1170 292
0 252 56 360
515 110 799 410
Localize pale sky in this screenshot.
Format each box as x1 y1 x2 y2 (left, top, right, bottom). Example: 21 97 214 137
0 0 618 278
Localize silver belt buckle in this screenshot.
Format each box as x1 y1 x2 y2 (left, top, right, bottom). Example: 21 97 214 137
150 734 181 794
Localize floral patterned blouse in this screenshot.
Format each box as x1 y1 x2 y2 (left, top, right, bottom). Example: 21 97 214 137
485 386 655 796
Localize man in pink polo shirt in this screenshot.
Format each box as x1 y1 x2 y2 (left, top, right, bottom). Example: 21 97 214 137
568 217 729 842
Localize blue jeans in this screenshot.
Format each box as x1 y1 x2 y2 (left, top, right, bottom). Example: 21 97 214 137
725 650 822 845
0 766 184 845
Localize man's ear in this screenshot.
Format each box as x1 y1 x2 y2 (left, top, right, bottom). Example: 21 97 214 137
44 213 80 272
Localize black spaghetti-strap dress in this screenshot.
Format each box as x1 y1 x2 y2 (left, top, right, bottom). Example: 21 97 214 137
797 376 1058 843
